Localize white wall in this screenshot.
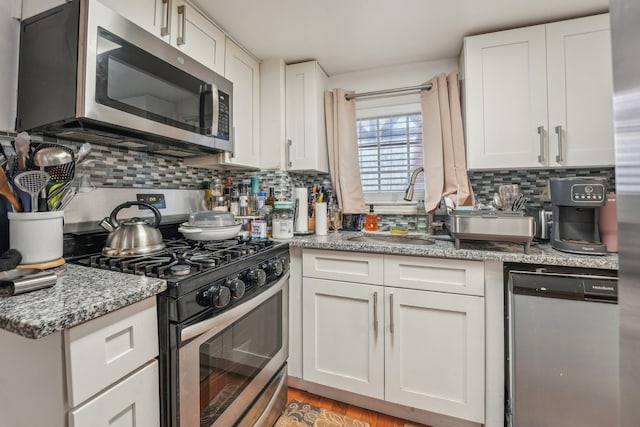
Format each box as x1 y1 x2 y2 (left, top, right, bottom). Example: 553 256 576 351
0 1 21 131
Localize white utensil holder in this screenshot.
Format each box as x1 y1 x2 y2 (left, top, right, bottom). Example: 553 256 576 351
8 211 64 264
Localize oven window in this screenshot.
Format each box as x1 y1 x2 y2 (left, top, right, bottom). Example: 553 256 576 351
94 28 211 134
199 292 283 426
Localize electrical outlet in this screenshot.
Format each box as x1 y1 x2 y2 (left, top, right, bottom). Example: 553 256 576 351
539 180 551 202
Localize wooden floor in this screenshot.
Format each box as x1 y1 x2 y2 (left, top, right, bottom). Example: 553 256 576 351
286 387 430 427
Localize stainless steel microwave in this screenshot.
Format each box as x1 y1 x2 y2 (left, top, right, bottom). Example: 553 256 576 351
16 0 233 157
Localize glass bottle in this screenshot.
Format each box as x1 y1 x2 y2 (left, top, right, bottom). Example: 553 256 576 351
365 204 379 231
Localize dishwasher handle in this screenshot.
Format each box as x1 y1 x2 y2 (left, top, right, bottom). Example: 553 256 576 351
509 271 617 303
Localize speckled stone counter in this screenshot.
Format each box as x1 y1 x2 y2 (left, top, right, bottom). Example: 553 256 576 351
0 263 166 339
284 231 619 270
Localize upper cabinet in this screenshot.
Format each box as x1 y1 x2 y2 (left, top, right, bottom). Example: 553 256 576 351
285 61 330 173
98 0 168 40
222 38 261 168
170 0 225 74
462 14 614 170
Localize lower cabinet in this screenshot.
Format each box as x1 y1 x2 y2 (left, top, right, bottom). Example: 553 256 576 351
301 249 485 424
0 297 160 427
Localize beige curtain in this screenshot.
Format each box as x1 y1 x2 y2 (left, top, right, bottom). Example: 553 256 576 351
421 73 474 212
324 89 366 214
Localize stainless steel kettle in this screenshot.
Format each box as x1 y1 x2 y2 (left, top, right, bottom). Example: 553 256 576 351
99 201 165 257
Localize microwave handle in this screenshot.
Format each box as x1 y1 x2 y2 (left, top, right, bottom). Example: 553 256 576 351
199 83 219 136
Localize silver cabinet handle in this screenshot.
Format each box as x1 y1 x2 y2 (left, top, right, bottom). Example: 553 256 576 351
287 139 293 168
373 292 378 337
555 125 564 163
177 5 186 45
389 293 395 335
161 0 171 36
537 126 546 164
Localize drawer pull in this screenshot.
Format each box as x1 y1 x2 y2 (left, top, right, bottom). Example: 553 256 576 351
389 293 395 335
177 5 186 45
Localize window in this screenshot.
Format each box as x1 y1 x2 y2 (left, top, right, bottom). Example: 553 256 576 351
356 113 424 197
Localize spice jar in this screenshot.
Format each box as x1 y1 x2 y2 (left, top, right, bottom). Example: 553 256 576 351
272 201 294 239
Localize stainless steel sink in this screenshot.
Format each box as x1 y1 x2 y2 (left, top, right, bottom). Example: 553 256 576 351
347 234 437 245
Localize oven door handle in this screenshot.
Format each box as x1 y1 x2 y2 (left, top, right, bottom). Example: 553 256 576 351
181 272 290 343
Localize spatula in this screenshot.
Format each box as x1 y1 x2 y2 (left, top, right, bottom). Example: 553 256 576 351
13 170 49 213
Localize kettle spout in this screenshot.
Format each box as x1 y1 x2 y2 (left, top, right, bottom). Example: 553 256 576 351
99 217 114 232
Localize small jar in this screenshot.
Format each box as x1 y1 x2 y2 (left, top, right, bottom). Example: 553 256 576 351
272 201 294 239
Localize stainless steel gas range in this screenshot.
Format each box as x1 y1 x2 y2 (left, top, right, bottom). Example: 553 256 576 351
64 189 289 427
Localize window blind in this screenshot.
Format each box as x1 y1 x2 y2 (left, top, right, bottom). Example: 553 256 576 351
356 113 424 193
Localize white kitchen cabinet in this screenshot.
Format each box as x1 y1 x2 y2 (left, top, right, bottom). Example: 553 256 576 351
99 0 168 40
0 298 160 426
171 0 225 74
285 61 329 173
187 38 261 169
299 249 485 424
385 287 485 423
462 14 614 169
302 278 384 399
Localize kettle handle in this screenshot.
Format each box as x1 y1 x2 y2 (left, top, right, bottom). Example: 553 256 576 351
109 201 162 228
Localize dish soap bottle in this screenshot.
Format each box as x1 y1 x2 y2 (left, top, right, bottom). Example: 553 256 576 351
365 204 378 231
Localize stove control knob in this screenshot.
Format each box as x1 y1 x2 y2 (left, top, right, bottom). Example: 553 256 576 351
246 268 267 287
266 259 284 277
205 285 231 309
225 278 246 299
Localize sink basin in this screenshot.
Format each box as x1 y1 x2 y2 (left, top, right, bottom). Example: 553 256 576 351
347 234 436 245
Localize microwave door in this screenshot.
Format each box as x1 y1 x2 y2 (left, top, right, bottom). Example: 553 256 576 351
199 83 219 136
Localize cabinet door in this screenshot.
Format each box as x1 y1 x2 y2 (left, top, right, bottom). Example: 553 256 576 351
285 61 329 173
99 0 168 39
224 38 261 168
385 287 485 423
302 278 384 399
546 14 614 167
464 25 548 169
171 0 225 74
69 361 160 427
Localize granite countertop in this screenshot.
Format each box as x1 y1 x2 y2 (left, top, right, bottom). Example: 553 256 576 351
285 231 619 270
0 264 166 339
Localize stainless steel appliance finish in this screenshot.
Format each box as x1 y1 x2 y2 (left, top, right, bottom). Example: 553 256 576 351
446 210 534 253
506 268 619 427
100 201 166 257
530 209 552 241
610 1 640 424
70 230 290 427
16 0 233 157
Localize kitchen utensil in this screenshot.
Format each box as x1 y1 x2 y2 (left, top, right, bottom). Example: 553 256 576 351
31 143 75 183
511 194 528 212
75 142 91 165
16 257 65 270
0 268 58 297
0 167 22 212
498 184 521 211
8 210 64 263
55 186 77 210
100 201 166 257
14 131 30 171
187 210 235 227
13 170 49 213
0 249 22 271
178 222 242 241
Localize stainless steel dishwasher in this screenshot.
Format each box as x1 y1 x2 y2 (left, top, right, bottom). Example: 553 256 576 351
506 267 619 427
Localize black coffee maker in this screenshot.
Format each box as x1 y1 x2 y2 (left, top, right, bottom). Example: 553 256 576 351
550 177 608 255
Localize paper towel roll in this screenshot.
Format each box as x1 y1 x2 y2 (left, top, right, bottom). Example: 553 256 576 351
294 187 309 233
315 202 328 236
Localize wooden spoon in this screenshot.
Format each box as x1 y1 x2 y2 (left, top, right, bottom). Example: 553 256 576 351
0 168 23 212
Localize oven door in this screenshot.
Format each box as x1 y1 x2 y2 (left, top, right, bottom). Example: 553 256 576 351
178 273 289 427
81 0 232 151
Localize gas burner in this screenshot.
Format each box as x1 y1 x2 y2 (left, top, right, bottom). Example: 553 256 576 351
169 264 193 276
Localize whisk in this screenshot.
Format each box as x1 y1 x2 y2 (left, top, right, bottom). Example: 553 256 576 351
13 170 50 213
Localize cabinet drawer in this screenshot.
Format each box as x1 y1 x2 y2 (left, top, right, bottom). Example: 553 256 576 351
303 249 384 285
65 297 159 407
69 360 160 427
384 255 484 296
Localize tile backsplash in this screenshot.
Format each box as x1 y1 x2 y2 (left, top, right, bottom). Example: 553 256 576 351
23 139 616 231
